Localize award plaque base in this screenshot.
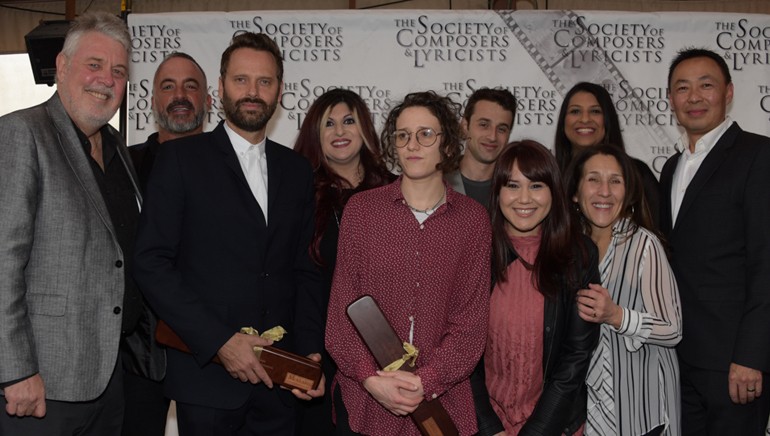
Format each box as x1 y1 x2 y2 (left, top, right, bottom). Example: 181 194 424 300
155 320 321 392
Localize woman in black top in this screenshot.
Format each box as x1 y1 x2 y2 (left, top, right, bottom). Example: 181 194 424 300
293 89 393 435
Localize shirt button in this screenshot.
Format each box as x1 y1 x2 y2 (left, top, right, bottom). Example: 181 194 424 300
113 306 121 314
419 224 425 230
115 260 123 268
416 282 420 287
401 200 406 205
431 393 437 399
416 251 419 256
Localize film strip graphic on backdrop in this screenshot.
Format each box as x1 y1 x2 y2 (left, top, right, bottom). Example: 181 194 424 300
497 9 675 152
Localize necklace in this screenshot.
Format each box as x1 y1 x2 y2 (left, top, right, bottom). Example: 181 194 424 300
406 188 446 215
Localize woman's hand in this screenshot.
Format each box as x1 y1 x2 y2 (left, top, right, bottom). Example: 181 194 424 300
577 283 623 329
363 370 424 416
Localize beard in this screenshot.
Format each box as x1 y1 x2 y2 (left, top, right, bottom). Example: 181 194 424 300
221 88 278 133
154 99 206 134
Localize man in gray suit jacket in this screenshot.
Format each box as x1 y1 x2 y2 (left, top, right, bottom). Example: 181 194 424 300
0 12 140 435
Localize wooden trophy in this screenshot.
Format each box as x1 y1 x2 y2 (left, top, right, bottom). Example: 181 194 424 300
347 295 459 436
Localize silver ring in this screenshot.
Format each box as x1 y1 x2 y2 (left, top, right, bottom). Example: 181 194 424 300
747 387 756 392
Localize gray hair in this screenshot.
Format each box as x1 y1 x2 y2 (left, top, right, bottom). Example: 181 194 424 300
61 11 130 58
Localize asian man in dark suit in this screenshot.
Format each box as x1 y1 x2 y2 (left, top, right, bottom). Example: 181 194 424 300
133 32 324 436
660 47 770 435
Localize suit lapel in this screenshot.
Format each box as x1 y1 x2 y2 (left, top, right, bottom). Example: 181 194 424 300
659 152 680 234
112 125 143 207
46 94 117 240
674 123 740 231
213 122 267 227
265 139 283 223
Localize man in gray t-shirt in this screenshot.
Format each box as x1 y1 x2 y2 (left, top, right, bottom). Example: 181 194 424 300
445 88 516 209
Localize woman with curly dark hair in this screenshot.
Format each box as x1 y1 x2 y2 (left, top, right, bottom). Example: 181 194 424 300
293 88 393 435
326 91 492 435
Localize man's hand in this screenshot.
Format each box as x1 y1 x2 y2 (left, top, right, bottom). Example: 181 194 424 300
728 362 763 404
363 370 423 416
4 374 46 417
291 353 325 401
217 332 273 387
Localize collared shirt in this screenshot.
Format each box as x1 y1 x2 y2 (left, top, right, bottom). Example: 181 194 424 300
225 122 268 221
326 178 491 436
75 123 142 335
670 117 733 223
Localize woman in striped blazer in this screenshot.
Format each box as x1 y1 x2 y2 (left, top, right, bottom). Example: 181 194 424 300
566 145 683 436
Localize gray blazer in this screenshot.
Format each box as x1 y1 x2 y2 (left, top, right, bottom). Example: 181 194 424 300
0 93 141 402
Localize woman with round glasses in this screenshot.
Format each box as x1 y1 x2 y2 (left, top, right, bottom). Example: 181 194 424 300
293 88 394 435
326 91 492 435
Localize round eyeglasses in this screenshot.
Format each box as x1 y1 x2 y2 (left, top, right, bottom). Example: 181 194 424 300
392 128 443 148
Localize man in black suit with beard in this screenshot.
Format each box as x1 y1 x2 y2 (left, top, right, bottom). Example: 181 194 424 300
134 33 324 436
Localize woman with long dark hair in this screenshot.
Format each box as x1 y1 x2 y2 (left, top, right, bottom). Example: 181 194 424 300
566 145 681 436
293 88 393 435
553 82 660 226
473 140 599 435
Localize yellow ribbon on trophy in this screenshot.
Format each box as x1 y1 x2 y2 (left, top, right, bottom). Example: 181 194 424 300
383 342 419 372
240 326 287 357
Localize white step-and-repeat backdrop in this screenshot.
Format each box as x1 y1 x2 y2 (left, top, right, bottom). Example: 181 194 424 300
127 10 770 175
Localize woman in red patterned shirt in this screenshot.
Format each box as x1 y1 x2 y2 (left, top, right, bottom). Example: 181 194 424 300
326 91 492 436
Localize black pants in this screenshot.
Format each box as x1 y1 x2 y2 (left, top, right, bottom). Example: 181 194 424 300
0 360 124 436
680 360 770 436
176 386 296 436
333 384 362 436
122 370 169 436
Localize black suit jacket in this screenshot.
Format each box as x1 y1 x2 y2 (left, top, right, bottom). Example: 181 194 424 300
659 122 770 373
133 122 323 408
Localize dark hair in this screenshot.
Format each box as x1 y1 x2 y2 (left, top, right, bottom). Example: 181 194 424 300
565 145 660 241
463 88 517 127
220 32 283 82
154 52 208 85
380 91 463 174
490 140 587 299
668 47 731 89
553 82 625 173
294 89 393 265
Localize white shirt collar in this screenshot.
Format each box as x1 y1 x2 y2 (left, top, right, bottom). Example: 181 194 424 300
224 122 267 158
675 116 734 158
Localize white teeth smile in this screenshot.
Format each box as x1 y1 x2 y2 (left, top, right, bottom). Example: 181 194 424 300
576 128 594 134
332 139 349 146
515 208 535 214
592 203 612 209
87 91 109 100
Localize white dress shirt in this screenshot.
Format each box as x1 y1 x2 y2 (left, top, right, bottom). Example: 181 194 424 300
225 123 269 224
670 117 733 224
